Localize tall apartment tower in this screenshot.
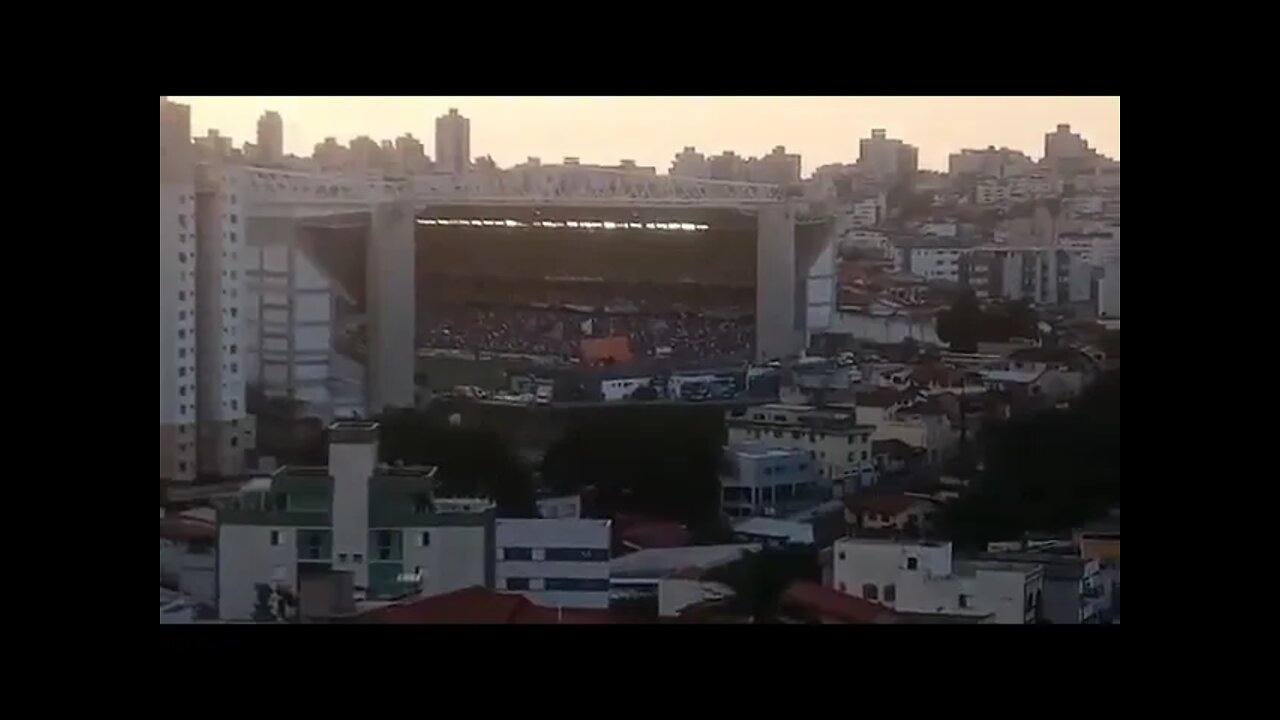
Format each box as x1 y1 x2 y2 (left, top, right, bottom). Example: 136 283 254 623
193 163 250 477
161 98 252 483
161 98 199 481
257 111 284 164
435 108 471 175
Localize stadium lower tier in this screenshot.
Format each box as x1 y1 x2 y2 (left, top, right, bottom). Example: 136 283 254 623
417 304 755 364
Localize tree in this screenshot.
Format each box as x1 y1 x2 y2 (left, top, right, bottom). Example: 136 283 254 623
376 409 537 517
937 371 1121 549
252 583 298 622
705 547 821 623
936 290 984 352
937 292 1038 352
541 405 724 530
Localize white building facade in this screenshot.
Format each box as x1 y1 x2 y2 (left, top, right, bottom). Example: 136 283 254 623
216 421 494 620
721 443 820 518
832 538 1042 624
161 98 199 482
496 518 612 610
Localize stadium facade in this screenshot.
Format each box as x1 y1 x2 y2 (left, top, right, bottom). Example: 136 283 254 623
164 143 836 468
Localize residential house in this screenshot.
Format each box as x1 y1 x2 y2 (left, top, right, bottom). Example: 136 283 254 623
844 493 939 535
495 518 612 610
720 443 820 518
215 421 495 621
832 537 1043 624
978 549 1107 624
725 403 876 493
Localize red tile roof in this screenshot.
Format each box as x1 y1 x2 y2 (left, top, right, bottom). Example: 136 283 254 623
614 514 691 551
159 517 216 544
357 586 620 624
844 493 935 517
781 582 897 624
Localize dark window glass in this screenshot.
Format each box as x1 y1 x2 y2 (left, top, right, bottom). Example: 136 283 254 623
506 577 531 591
544 578 610 592
503 547 533 561
544 548 608 562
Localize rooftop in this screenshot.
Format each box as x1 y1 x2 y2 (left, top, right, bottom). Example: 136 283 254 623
610 544 761 580
356 586 619 624
781 582 897 624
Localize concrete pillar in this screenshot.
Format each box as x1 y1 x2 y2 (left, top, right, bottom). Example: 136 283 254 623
367 200 416 412
755 202 799 362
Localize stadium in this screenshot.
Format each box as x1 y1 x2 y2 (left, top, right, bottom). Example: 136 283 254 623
415 205 764 371
246 192 830 417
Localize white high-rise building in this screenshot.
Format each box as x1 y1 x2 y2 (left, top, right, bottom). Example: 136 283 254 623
161 98 199 482
194 165 249 476
161 98 253 482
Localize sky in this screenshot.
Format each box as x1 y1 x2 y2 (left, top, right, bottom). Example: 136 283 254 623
170 96 1120 175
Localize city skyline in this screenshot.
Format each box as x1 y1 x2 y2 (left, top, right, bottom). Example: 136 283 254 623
170 96 1120 175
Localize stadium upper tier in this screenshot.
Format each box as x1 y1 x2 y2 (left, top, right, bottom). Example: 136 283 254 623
416 205 759 287
239 167 787 218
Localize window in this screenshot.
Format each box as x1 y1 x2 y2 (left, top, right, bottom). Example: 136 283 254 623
762 467 772 476
353 553 364 564
230 214 239 224
862 583 879 601
230 363 238 373
958 594 970 609
178 252 187 264
230 232 237 244
506 577 531 591
419 531 431 547
544 578 610 592
375 530 395 560
545 548 609 562
178 291 186 302
907 557 918 570
230 436 238 448
179 386 186 397
861 450 868 461
178 214 187 228
178 348 186 358
230 399 238 411
503 547 533 561
178 367 186 377
412 493 429 514
338 553 348 562
178 461 187 473
847 452 855 462
884 584 896 602
178 310 186 321
270 530 281 546
230 344 237 353
838 551 846 560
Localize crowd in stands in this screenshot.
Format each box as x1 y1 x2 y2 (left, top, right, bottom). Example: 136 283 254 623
418 300 755 363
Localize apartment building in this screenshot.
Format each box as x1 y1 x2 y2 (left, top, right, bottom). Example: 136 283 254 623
161 97 253 481
720 443 820 518
832 537 1043 624
216 421 494 620
726 403 875 494
495 518 612 610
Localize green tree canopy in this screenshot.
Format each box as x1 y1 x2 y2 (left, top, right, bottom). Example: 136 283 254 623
375 409 537 517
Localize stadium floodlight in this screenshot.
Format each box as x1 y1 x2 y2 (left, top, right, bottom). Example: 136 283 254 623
680 223 697 231
628 222 643 229
416 219 437 225
504 219 523 228
469 220 484 227
603 221 618 230
566 221 580 228
695 223 710 231
644 222 658 230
